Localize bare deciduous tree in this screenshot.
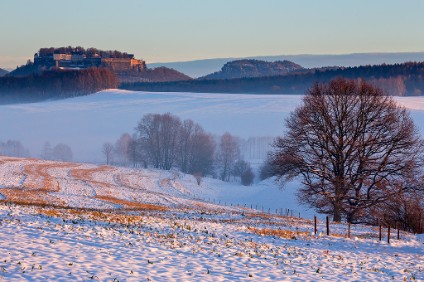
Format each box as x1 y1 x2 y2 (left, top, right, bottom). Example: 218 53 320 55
52 143 73 162
178 119 215 176
41 141 53 160
114 133 132 166
271 78 424 223
373 189 424 233
217 132 240 181
232 159 255 186
136 113 181 170
0 140 30 158
127 135 146 168
134 113 216 173
102 142 114 165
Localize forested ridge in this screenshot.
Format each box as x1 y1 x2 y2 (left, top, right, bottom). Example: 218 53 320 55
0 68 118 104
122 61 424 96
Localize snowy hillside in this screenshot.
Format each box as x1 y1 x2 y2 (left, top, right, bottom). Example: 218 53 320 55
0 156 422 280
0 156 310 218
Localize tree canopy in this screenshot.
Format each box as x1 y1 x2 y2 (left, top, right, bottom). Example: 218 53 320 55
271 78 424 223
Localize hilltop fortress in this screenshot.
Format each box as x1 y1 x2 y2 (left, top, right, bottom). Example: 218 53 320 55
6 47 191 83
33 47 146 72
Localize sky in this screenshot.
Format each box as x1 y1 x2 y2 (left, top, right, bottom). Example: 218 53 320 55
1 0 424 69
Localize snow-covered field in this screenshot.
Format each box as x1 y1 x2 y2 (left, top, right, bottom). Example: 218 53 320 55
0 156 423 281
0 204 422 281
1 91 424 280
2 90 424 164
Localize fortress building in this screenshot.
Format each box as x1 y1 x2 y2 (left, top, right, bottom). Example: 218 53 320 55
34 48 146 72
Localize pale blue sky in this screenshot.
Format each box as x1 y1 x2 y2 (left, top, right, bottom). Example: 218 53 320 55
1 0 423 68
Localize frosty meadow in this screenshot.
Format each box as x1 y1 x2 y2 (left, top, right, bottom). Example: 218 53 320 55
0 87 423 280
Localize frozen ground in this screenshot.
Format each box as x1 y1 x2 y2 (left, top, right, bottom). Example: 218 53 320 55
0 156 423 281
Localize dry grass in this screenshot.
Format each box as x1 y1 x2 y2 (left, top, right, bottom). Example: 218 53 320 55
331 233 347 238
356 233 379 239
96 195 167 211
23 162 77 192
0 161 77 207
36 207 146 225
37 208 63 217
0 157 24 164
248 227 309 239
245 212 282 219
70 165 114 184
0 188 65 207
68 209 149 225
70 166 119 198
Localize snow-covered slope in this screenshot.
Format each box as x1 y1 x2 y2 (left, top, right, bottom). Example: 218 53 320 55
2 90 424 163
0 156 311 218
0 191 422 281
0 158 422 281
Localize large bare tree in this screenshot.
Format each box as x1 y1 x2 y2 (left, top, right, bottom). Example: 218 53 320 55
136 113 182 170
178 119 215 176
271 78 423 222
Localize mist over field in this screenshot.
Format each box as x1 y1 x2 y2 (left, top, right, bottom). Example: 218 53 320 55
1 90 424 164
0 90 303 162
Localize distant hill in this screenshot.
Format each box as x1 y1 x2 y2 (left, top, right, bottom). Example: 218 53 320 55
122 61 424 96
0 68 9 77
117 67 192 83
8 62 191 83
7 46 192 83
142 67 192 82
199 59 303 80
148 52 424 78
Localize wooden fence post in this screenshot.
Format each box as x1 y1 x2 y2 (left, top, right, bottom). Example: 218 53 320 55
326 216 330 236
314 215 317 235
387 226 391 244
379 224 382 241
347 222 351 239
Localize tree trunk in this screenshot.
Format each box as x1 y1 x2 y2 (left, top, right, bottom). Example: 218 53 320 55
333 202 342 222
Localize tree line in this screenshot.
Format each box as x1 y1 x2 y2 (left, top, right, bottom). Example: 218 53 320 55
0 139 74 162
0 140 31 158
40 142 73 162
121 61 424 96
38 46 134 59
0 68 118 104
102 113 255 186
